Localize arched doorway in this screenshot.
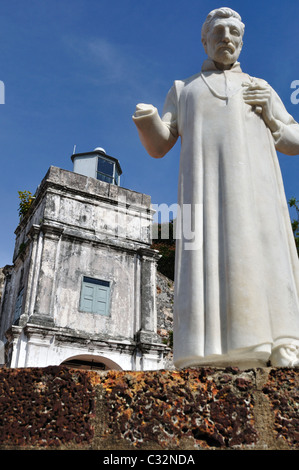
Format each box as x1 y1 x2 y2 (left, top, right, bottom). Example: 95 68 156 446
61 354 122 371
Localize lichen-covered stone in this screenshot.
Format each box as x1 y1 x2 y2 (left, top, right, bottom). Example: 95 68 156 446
262 368 299 448
0 366 95 448
0 366 298 450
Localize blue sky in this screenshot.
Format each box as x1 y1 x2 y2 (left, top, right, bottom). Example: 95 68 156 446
0 0 298 267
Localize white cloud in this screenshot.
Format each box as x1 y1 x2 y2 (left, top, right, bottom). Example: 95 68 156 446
63 34 167 106
85 37 128 83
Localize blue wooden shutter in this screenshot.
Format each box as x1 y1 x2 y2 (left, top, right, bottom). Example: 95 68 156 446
94 284 110 315
80 283 95 312
80 277 110 316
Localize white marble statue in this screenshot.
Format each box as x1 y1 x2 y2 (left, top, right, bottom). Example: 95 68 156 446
133 7 299 368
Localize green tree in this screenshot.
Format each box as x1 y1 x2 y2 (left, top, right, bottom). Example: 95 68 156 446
289 197 299 256
18 190 35 219
151 220 176 280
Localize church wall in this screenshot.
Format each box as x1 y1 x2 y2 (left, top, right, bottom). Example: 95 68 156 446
40 166 153 246
52 238 139 339
0 165 165 371
0 251 31 340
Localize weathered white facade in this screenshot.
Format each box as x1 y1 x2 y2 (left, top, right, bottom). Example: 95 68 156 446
0 162 166 371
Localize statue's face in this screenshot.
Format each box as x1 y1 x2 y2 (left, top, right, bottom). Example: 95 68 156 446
202 17 243 66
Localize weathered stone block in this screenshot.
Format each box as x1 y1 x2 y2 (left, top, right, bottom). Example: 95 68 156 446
0 367 297 451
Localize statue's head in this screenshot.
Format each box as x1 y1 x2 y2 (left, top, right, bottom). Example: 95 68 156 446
201 7 245 68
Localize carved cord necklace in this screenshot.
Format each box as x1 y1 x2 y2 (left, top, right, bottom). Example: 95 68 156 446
200 72 231 101
200 71 256 102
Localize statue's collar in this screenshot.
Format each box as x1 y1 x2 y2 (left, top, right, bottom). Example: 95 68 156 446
201 59 242 73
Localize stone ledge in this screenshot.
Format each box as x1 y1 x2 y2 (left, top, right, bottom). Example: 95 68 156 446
0 366 298 450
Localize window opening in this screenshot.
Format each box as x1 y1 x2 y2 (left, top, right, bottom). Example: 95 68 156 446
96 156 120 185
80 276 110 316
14 288 24 323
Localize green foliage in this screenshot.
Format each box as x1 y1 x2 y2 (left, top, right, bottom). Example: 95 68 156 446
289 197 299 256
162 330 173 348
151 220 176 280
18 190 35 218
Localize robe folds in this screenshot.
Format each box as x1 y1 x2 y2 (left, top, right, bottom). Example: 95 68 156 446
133 59 299 368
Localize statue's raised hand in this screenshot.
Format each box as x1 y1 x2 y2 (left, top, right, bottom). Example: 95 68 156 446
242 81 280 133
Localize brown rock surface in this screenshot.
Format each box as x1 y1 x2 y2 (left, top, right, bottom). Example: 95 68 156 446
0 366 298 450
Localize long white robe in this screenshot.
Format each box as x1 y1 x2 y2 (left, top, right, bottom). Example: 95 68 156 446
133 59 299 368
